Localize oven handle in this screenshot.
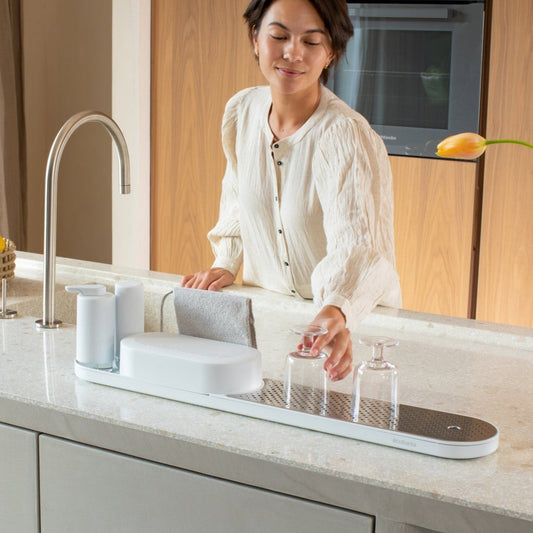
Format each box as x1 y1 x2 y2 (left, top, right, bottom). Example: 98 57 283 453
350 6 452 20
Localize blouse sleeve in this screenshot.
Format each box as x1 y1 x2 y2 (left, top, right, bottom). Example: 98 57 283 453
206 96 243 277
311 119 402 330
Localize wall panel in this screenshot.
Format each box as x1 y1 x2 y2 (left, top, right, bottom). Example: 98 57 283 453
151 0 263 275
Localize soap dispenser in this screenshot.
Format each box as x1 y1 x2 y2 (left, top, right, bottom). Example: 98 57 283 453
66 284 115 369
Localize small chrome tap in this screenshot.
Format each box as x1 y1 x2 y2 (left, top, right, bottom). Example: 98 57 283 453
36 111 131 329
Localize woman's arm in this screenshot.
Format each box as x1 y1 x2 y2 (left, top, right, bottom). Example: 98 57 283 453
312 118 401 330
309 118 401 379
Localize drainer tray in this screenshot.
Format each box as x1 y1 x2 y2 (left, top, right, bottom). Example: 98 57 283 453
75 364 499 459
232 379 498 448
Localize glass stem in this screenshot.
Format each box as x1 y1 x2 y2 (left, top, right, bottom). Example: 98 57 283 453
301 334 313 354
372 344 384 363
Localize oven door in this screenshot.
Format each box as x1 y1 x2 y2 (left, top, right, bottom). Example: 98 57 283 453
327 2 485 158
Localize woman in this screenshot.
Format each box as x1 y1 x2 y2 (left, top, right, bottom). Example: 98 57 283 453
182 0 401 381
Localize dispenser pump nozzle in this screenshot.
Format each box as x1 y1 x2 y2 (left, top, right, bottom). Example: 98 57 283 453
66 284 107 296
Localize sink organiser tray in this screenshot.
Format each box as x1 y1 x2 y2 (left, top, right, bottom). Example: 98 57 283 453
75 364 499 460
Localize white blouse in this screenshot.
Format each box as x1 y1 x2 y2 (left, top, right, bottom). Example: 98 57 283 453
208 86 401 330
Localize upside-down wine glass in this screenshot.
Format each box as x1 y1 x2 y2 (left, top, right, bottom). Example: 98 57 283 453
352 336 399 429
284 325 328 415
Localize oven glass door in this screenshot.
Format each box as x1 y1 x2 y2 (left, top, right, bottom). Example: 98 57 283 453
328 3 485 158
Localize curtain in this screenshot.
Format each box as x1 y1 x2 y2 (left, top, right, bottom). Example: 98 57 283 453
0 0 25 247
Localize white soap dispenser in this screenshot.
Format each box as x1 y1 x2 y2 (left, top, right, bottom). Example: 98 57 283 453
66 284 116 369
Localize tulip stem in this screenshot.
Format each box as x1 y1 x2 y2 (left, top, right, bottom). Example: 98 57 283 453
486 139 533 149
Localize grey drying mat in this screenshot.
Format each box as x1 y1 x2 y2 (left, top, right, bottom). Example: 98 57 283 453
173 287 257 348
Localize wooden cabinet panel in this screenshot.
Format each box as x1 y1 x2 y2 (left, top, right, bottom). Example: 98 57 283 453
391 156 477 318
40 435 374 533
0 423 39 532
150 0 263 275
476 0 533 327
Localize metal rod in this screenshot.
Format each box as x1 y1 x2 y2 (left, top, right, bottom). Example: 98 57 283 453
160 290 174 333
1 279 5 312
1 278 17 319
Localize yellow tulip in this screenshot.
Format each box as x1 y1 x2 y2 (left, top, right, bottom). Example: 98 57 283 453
436 132 487 159
436 132 533 160
0 236 5 253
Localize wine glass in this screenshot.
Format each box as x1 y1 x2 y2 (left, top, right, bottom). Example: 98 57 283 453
284 325 328 414
352 336 399 428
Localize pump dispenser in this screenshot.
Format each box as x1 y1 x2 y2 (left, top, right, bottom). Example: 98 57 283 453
66 284 115 369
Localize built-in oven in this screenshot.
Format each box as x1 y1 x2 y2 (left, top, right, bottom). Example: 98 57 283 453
327 1 486 158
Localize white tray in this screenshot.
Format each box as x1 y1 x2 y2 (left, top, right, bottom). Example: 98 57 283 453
75 362 499 460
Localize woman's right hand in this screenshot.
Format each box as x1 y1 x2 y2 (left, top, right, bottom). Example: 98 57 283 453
180 268 235 291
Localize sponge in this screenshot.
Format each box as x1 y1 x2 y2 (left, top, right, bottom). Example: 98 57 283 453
173 287 257 348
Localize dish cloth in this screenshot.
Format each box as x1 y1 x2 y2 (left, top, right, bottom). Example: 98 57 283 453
173 287 257 348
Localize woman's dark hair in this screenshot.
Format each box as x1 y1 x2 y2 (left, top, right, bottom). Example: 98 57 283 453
243 0 354 83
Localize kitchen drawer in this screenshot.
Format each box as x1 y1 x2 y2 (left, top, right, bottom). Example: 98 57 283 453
40 435 374 533
0 422 39 533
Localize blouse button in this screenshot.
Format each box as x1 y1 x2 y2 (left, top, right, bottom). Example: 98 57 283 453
278 229 282 234
284 261 289 266
291 290 296 294
277 161 282 166
274 143 279 149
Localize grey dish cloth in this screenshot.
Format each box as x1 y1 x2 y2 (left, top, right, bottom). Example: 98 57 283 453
173 287 257 349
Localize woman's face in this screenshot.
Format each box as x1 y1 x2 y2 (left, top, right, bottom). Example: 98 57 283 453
253 0 334 97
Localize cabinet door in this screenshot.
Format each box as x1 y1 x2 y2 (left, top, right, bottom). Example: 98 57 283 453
391 156 477 318
40 435 373 533
476 0 533 328
0 423 39 533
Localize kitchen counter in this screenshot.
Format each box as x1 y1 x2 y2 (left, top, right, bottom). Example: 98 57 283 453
1 253 532 532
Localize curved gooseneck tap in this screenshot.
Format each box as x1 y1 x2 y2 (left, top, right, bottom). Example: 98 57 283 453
36 111 131 329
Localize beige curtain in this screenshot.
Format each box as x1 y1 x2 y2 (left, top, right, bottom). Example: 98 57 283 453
0 0 25 247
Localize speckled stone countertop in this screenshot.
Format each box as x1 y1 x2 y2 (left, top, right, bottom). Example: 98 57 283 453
1 252 532 532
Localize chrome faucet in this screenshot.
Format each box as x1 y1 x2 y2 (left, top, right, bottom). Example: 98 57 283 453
36 111 131 329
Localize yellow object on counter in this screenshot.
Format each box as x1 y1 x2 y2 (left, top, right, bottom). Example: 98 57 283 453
0 236 16 281
436 132 533 160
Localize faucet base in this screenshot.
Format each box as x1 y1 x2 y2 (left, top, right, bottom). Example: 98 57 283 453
35 319 62 329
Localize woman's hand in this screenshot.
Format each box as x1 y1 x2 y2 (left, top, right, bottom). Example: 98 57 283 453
309 305 353 381
181 268 235 291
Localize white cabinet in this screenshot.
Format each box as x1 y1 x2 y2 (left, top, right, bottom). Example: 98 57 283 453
39 435 373 533
0 422 39 532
